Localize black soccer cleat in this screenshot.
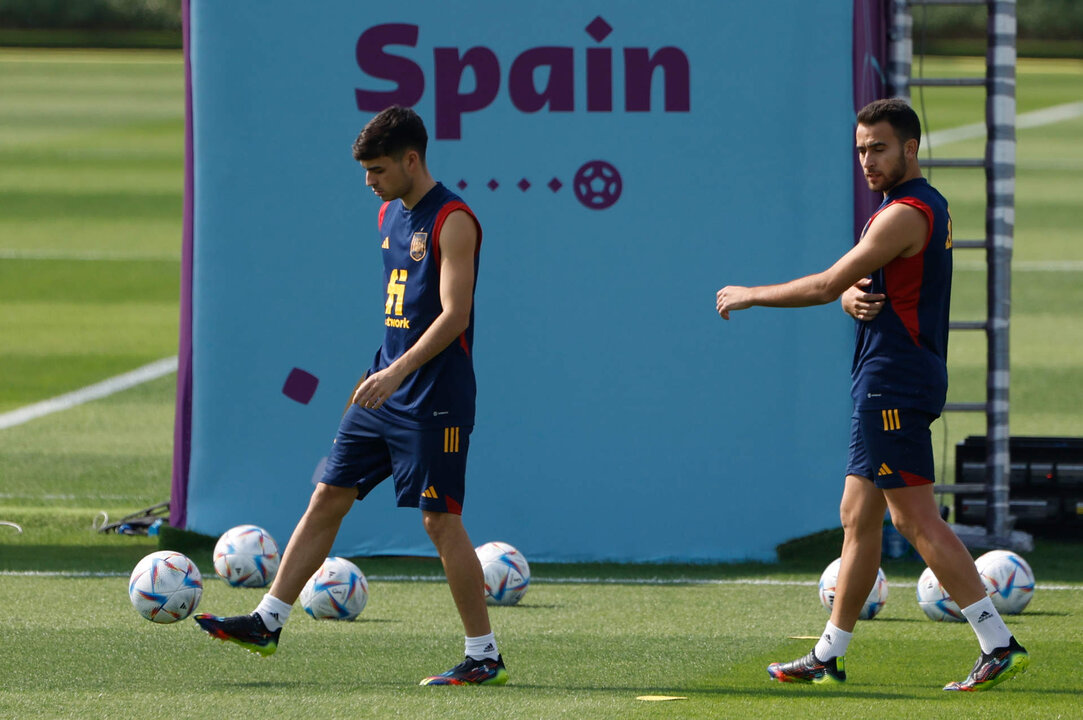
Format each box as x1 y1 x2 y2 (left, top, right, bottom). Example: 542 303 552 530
419 655 508 686
767 650 846 684
943 636 1029 691
194 612 281 657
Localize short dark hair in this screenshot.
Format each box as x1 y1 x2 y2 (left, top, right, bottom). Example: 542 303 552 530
857 98 921 147
352 105 428 162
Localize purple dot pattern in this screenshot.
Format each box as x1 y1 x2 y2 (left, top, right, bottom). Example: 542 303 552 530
452 163 620 208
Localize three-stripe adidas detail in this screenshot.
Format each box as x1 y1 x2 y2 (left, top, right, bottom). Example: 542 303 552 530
444 426 461 453
881 409 902 431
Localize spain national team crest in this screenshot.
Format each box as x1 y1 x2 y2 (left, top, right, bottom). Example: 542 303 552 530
410 232 428 261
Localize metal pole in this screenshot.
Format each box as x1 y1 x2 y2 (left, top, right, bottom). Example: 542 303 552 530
888 0 913 100
985 0 1016 544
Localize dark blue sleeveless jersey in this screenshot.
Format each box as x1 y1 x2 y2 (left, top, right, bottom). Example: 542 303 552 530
851 177 952 414
368 182 481 428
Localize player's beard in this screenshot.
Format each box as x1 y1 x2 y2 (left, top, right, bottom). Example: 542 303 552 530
868 149 907 193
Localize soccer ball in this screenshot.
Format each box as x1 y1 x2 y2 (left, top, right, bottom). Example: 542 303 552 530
476 541 530 606
976 550 1035 615
300 557 369 621
128 551 203 623
916 566 965 622
818 557 888 620
213 524 280 587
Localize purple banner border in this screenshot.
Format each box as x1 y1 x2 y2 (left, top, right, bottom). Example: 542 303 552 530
852 0 889 240
170 0 194 529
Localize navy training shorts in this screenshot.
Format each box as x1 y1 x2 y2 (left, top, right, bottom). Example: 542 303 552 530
846 408 937 489
320 403 470 515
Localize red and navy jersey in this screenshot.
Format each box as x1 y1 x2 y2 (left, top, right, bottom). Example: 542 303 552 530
368 183 481 428
851 177 953 414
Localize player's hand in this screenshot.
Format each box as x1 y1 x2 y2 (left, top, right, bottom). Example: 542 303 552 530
841 278 885 321
716 285 752 320
351 367 405 410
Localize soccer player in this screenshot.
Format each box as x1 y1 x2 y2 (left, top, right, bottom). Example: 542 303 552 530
715 98 1028 691
195 106 507 687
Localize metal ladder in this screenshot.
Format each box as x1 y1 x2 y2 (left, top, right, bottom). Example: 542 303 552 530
887 0 1025 549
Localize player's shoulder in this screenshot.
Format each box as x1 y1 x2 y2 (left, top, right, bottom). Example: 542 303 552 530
873 199 930 231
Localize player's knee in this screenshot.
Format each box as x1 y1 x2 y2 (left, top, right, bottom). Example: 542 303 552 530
421 510 461 543
887 511 922 545
307 483 355 520
839 503 880 538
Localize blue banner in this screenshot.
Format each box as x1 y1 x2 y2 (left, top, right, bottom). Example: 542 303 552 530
181 0 858 562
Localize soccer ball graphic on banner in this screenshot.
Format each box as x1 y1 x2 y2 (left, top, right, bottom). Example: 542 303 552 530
476 541 531 606
128 551 203 623
818 557 888 620
976 550 1036 615
916 566 965 622
213 524 280 587
300 557 369 621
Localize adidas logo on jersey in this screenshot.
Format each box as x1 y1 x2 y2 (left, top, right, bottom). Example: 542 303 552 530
878 463 893 476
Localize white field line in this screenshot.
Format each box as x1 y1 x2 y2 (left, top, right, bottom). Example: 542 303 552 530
0 356 177 430
2 570 1081 592
925 100 1083 148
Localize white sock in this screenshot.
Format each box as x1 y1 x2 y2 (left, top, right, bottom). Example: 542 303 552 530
961 597 1012 654
255 593 292 632
814 621 853 662
465 632 499 661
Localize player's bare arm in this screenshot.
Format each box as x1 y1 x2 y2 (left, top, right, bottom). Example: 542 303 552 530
715 202 927 320
352 209 478 409
841 277 886 321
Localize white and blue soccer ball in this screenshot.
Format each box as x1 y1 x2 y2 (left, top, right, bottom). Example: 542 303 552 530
300 557 369 621
128 550 203 623
213 524 280 588
916 565 965 622
476 541 531 606
976 550 1036 615
818 557 888 620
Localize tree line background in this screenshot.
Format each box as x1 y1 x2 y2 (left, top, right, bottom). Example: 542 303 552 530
0 0 1081 56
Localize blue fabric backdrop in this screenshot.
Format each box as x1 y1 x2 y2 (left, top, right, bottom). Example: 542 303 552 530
177 0 860 562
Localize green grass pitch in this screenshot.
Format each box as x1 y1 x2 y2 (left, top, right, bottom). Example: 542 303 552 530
0 48 1081 718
